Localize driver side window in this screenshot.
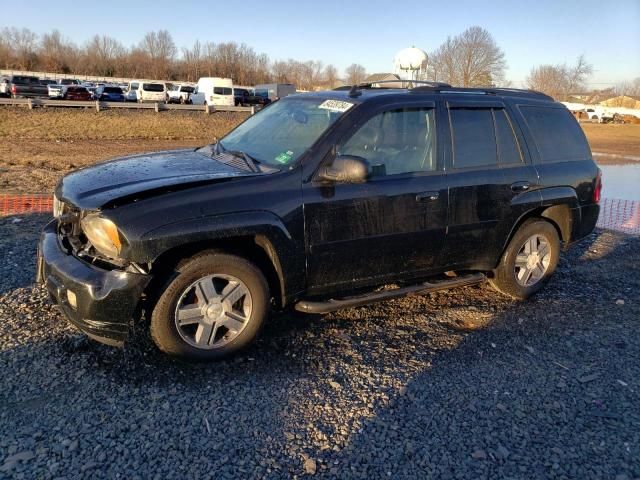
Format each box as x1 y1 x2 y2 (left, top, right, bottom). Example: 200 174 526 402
339 107 436 177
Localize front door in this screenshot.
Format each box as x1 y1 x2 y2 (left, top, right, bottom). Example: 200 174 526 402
303 104 448 292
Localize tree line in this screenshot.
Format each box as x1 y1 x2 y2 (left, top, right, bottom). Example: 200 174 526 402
0 27 362 89
2 25 630 100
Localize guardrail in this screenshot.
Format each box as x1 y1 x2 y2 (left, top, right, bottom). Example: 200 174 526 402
0 97 255 114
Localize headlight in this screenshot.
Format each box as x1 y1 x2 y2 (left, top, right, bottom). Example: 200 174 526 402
81 214 123 258
53 195 64 218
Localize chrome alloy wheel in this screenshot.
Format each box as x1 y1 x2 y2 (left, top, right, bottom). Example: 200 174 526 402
514 234 552 287
174 274 252 349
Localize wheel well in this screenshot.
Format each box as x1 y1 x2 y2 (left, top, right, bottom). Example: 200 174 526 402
501 205 571 261
146 236 284 309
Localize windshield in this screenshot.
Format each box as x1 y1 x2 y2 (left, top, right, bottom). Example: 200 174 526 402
219 97 354 168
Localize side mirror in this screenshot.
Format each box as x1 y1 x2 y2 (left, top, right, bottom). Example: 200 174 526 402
316 155 370 184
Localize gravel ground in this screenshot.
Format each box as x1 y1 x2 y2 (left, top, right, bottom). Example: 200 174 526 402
1 214 639 479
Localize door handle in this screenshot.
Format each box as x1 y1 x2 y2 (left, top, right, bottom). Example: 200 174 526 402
511 181 531 192
416 191 439 202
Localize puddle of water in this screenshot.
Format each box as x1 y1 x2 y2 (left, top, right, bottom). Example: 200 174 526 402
598 162 640 201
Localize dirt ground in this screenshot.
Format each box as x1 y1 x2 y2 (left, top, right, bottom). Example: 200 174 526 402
0 107 638 193
581 123 640 159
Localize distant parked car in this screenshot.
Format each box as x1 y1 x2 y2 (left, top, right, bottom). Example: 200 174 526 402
234 87 271 107
124 81 140 102
7 75 49 98
585 107 614 123
254 83 296 102
0 77 10 97
166 84 195 104
95 85 125 102
48 79 81 99
189 77 234 106
63 86 92 101
136 82 166 103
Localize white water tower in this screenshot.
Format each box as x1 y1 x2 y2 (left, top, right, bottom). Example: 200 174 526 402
394 47 428 82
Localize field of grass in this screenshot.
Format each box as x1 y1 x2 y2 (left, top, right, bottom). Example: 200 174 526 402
0 108 244 140
0 106 639 193
0 107 247 192
581 123 640 158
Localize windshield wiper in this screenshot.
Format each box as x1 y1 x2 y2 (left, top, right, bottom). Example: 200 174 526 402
225 150 261 173
209 140 266 173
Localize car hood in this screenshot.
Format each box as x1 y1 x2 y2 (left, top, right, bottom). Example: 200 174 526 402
57 148 256 210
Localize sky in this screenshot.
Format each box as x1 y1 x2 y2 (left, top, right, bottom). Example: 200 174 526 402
3 0 639 88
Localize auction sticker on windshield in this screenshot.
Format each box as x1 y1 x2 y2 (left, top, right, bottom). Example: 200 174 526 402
318 100 354 112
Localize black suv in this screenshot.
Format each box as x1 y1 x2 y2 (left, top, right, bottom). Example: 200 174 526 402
37 82 601 360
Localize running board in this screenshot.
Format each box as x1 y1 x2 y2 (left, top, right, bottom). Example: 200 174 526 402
295 273 486 314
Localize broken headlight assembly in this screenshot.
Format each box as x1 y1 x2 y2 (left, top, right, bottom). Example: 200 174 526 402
80 213 124 259
53 194 64 218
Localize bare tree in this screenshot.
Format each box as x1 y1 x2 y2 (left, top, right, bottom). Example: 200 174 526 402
84 35 125 77
526 56 593 100
323 64 339 89
39 30 77 73
427 26 506 87
181 40 202 82
345 63 367 85
139 30 177 79
615 77 640 97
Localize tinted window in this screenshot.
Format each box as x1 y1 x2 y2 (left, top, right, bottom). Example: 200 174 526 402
520 106 590 162
450 109 497 169
494 110 523 164
143 83 164 92
104 87 122 93
180 86 194 93
341 108 437 176
214 87 232 95
13 76 39 84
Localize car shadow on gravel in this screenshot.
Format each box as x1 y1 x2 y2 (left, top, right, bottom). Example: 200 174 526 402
1 215 638 478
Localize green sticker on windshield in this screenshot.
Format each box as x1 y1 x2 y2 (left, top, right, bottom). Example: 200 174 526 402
275 150 294 164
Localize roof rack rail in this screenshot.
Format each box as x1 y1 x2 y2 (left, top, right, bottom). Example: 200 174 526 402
333 82 554 101
410 85 554 100
334 80 453 97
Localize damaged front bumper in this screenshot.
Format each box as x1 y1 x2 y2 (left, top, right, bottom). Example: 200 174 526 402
36 220 151 347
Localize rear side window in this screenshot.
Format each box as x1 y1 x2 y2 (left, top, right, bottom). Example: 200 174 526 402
143 83 164 92
450 109 497 168
214 87 232 95
520 106 590 162
494 109 523 164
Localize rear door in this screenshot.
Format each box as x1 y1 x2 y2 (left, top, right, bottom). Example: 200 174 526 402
440 99 540 271
303 101 449 291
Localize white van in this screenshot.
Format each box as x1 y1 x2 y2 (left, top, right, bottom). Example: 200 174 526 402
190 77 234 106
136 82 166 103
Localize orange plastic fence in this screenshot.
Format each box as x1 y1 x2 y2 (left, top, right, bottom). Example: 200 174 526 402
0 193 53 216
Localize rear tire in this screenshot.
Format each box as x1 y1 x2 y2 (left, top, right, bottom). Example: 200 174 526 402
489 219 560 300
150 252 270 361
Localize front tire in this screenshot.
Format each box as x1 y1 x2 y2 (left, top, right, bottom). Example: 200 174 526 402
150 252 269 360
489 219 560 300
